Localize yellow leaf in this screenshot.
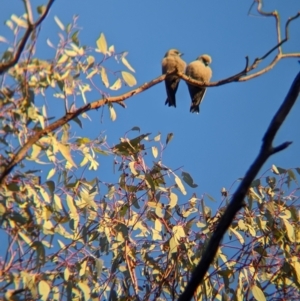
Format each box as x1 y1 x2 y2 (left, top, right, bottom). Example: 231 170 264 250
154 134 161 141
271 164 279 175
0 36 8 43
54 194 62 210
121 55 135 72
290 257 300 284
283 219 295 242
169 193 178 208
175 175 186 195
108 45 115 55
96 33 107 54
11 14 28 28
54 16 65 31
64 267 70 281
78 282 91 301
58 142 77 168
108 103 116 121
86 69 98 79
18 232 33 246
38 280 51 301
230 227 245 245
66 194 77 215
110 78 122 90
152 146 158 158
100 67 109 88
64 49 77 57
122 71 137 87
252 285 266 301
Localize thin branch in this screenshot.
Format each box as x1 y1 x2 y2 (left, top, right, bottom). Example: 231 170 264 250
179 6 300 88
178 71 300 301
0 0 55 75
23 0 34 24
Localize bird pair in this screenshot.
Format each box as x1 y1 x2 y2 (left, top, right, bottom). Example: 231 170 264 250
162 49 212 113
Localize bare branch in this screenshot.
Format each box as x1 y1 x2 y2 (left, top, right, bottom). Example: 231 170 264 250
0 0 55 75
178 71 300 301
179 5 300 88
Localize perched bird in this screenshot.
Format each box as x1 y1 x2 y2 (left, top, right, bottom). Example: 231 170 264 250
186 54 212 113
162 49 186 107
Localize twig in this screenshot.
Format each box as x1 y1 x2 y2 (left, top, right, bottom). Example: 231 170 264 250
0 0 55 75
177 71 300 301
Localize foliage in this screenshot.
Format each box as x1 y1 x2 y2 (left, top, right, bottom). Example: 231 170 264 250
0 5 300 301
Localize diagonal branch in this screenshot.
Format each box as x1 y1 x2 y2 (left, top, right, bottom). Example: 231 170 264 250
178 71 300 301
0 74 166 186
0 0 55 75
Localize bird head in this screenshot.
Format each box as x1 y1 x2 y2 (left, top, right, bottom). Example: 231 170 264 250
197 54 212 66
165 49 183 57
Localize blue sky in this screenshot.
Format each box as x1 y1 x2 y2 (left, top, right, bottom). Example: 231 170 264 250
1 0 299 204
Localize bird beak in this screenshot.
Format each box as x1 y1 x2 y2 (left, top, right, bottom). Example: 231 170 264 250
179 53 184 57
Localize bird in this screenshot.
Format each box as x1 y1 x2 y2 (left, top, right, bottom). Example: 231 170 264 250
185 54 212 113
162 49 186 107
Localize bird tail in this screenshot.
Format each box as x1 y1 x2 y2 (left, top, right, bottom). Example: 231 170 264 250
190 104 200 113
165 97 176 107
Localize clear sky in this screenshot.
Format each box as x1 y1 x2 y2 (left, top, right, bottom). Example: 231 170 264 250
0 0 299 205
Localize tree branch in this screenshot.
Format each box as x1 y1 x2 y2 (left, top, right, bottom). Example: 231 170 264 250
178 71 300 301
0 0 55 75
0 74 167 186
179 3 300 88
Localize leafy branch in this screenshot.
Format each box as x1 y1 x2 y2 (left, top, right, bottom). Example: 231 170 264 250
0 0 55 75
0 1 299 188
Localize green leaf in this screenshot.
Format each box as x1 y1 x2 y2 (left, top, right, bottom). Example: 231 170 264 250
206 193 216 202
131 126 140 132
96 33 107 54
182 171 198 188
166 133 174 145
37 5 46 15
121 71 137 87
95 258 103 278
